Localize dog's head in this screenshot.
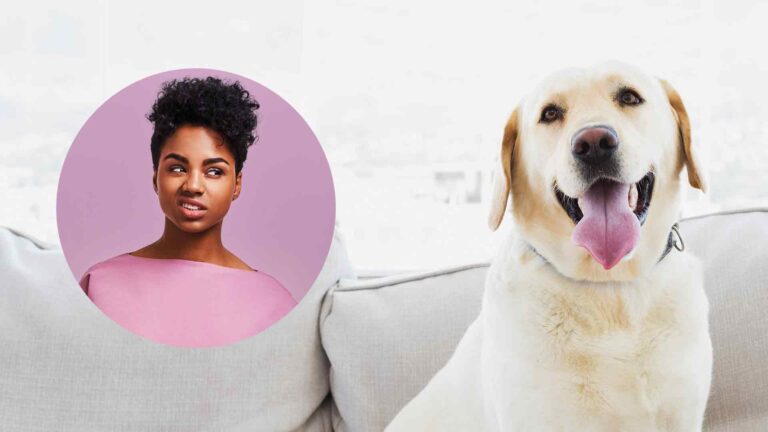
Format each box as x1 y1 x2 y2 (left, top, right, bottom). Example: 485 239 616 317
489 62 706 282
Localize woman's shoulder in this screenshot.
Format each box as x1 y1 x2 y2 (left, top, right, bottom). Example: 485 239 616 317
83 253 134 273
250 270 296 306
79 253 134 294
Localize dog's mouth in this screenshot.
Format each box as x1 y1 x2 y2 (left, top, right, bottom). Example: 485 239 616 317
554 171 655 270
555 171 655 226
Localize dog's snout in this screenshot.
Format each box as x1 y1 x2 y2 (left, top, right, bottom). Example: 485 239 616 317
571 126 619 166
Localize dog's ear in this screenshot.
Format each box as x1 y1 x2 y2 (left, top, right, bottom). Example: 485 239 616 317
488 108 519 231
659 78 707 193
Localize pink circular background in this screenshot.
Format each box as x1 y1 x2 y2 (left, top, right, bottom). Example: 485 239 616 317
57 69 335 301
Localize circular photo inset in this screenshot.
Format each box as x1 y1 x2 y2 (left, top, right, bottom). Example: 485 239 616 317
57 69 335 348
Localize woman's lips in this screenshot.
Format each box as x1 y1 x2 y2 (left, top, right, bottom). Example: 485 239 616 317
178 199 207 220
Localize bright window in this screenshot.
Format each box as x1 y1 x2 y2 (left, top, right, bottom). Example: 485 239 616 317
2 0 767 273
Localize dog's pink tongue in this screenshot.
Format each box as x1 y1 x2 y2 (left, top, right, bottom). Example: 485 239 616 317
571 180 640 270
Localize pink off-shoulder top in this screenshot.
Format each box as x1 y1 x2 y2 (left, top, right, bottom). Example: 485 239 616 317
80 254 296 347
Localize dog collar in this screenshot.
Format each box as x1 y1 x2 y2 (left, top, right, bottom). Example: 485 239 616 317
528 222 685 266
658 222 685 262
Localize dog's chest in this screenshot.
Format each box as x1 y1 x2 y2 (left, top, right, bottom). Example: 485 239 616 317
484 260 708 425
532 287 685 407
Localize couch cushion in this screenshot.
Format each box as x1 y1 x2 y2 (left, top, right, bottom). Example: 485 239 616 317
0 225 353 432
320 209 768 431
321 264 487 431
685 210 768 431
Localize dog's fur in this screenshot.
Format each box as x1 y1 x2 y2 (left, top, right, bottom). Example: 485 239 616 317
387 62 712 431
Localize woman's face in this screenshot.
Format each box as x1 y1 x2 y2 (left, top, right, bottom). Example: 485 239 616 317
153 125 242 234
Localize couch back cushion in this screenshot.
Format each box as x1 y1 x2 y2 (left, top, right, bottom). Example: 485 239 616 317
320 209 768 431
0 227 352 432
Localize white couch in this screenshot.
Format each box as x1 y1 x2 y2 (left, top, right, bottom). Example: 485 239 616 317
1 209 767 431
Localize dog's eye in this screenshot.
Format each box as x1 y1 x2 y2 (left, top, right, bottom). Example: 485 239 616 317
540 104 564 124
617 88 644 106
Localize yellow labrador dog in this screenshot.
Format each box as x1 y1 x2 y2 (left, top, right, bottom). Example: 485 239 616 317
387 62 712 431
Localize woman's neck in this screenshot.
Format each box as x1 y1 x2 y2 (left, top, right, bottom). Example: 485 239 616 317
144 219 230 264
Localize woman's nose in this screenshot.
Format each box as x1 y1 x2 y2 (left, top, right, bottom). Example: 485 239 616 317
182 171 205 194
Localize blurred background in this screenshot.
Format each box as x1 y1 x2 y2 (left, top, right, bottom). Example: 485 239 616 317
1 0 767 273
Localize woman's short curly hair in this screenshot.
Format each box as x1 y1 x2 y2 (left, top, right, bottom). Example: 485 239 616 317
147 76 260 174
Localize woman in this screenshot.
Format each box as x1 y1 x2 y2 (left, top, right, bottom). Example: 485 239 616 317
80 77 296 347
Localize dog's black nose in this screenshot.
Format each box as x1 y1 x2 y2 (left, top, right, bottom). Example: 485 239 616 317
571 126 619 166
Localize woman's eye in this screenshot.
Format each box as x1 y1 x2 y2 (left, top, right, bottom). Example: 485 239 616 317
207 168 223 177
540 104 564 123
618 88 644 106
169 165 185 173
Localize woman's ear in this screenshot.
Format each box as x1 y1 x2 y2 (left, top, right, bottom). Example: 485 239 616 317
659 78 708 193
232 172 242 201
488 107 519 231
152 170 158 194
